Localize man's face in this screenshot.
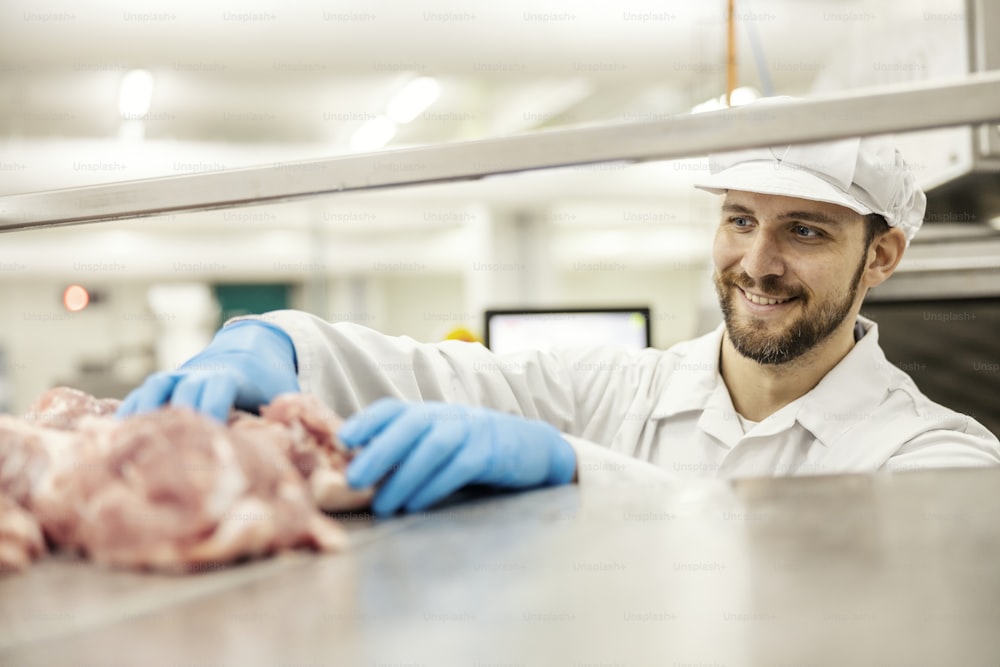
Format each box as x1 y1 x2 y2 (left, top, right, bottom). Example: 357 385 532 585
712 190 870 365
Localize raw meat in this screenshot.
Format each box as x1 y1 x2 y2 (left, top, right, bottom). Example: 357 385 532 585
0 386 370 574
254 394 373 512
34 408 346 570
24 386 119 430
0 414 86 550
0 415 57 505
0 495 45 573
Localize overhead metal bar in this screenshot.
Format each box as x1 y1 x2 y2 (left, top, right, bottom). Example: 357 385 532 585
2 70 1000 232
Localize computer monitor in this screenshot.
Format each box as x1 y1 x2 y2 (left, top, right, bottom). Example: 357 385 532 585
859 296 1000 438
484 307 652 355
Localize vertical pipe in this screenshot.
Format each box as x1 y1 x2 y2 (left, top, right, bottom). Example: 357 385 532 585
727 0 737 106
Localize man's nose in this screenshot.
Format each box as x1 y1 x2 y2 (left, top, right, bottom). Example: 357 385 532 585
740 230 785 280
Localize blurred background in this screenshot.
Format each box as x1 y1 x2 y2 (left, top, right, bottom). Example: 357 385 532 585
0 0 997 431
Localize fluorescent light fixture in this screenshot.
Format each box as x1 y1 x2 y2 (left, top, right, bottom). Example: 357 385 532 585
691 86 761 114
119 69 154 118
350 116 397 152
118 119 146 141
729 86 760 106
386 77 441 124
691 97 726 114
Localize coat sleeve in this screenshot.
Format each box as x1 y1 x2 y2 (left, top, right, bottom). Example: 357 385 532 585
239 310 676 485
880 417 1000 473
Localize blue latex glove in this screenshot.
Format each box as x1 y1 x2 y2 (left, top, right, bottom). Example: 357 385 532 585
116 320 300 422
340 398 577 516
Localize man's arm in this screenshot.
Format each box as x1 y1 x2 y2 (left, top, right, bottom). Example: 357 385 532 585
255 310 581 429
117 310 673 510
881 422 1000 474
268 309 675 486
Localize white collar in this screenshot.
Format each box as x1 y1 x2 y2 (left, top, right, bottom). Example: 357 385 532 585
651 316 895 447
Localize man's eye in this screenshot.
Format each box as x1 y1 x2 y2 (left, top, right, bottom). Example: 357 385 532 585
793 225 821 238
729 216 752 227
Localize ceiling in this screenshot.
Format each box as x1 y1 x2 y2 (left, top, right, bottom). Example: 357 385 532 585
0 0 888 151
0 0 976 260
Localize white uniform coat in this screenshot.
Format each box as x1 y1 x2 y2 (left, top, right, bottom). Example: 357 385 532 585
247 311 1000 485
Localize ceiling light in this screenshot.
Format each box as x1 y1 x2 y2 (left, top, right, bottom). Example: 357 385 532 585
118 120 145 141
63 284 90 312
691 86 761 114
691 96 727 114
350 116 397 152
729 86 760 106
118 69 154 118
386 77 441 124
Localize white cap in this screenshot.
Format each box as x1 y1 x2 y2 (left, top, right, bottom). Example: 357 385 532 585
693 134 927 245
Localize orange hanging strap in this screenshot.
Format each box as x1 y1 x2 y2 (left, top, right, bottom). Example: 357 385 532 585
727 0 737 106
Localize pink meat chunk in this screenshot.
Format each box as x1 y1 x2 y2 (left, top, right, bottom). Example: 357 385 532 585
1 388 369 575
255 393 374 512
34 408 347 571
0 415 54 505
23 386 120 431
0 495 45 573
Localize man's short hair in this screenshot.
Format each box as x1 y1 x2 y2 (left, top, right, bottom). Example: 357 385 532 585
864 213 891 249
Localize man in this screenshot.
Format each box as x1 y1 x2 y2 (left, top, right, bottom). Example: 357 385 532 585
118 135 1000 516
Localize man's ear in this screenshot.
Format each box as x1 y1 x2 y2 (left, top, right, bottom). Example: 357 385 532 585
863 227 907 289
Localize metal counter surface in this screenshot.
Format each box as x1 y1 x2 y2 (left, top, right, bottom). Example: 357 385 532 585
2 468 999 666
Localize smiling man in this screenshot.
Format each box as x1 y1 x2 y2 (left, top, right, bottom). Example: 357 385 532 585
712 191 895 422
119 135 1000 515
698 138 917 424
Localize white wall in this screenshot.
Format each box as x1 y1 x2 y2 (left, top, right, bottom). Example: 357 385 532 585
296 266 709 351
0 191 721 413
555 266 709 350
0 263 715 412
0 281 153 412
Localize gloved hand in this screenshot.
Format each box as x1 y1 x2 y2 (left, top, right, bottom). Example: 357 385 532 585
340 398 577 516
116 320 300 422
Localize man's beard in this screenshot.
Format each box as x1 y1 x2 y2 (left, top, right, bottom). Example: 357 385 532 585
714 254 866 366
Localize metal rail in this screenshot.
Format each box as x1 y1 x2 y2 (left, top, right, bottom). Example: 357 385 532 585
2 71 1000 232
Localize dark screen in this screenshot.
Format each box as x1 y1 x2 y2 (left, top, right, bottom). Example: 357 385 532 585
859 298 1000 438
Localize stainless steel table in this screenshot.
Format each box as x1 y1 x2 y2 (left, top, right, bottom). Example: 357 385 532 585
2 468 999 666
